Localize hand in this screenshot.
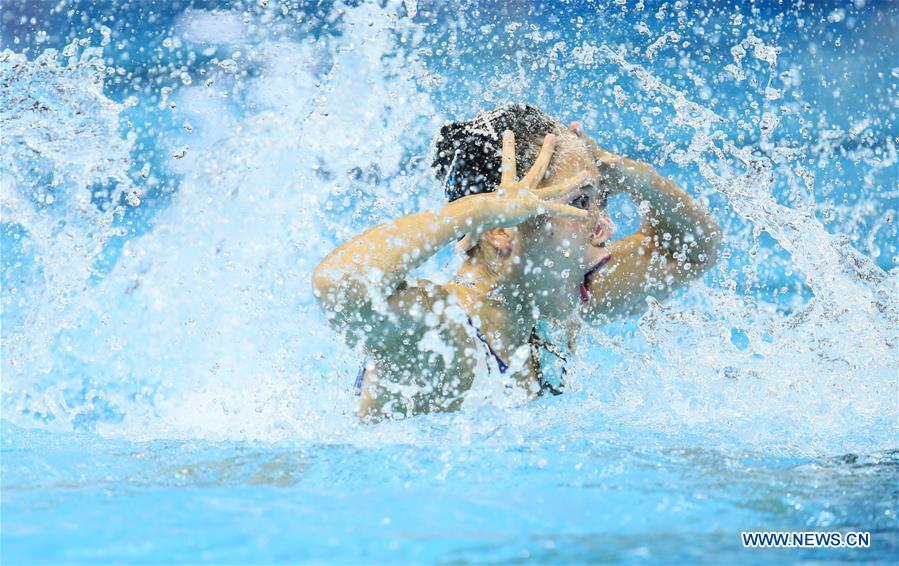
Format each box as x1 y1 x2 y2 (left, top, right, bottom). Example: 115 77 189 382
569 121 633 194
454 130 589 252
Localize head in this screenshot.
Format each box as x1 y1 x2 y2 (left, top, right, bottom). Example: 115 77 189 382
432 104 614 319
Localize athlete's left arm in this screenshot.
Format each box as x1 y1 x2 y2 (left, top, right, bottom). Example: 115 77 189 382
579 152 722 323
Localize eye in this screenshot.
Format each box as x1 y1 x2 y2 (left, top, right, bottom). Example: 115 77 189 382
570 193 591 210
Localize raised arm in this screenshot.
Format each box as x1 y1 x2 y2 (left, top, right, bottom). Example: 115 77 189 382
312 199 470 343
575 128 722 322
312 132 589 349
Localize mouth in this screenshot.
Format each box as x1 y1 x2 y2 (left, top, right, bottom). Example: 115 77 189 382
578 253 612 303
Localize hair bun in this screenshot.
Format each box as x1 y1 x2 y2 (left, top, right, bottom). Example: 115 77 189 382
432 104 559 202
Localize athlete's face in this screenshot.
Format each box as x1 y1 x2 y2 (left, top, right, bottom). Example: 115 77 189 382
515 132 614 313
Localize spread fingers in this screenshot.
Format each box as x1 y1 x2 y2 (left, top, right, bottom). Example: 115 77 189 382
520 133 556 188
500 130 516 186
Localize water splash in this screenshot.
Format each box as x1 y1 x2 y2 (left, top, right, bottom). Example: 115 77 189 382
2 40 138 427
2 2 436 440
1 2 895 456
569 46 897 454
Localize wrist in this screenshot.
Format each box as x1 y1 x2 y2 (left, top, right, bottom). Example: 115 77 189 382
438 197 488 238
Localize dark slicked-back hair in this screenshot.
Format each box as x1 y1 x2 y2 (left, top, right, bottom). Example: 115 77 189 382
432 104 562 202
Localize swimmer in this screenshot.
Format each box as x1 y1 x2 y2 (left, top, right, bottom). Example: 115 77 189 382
312 104 721 422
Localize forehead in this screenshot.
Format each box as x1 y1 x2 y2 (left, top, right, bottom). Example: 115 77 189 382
546 132 599 180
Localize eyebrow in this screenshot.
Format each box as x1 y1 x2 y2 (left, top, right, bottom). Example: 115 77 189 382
586 180 610 198
579 182 603 196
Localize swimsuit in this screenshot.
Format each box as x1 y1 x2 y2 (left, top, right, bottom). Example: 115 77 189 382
354 317 566 397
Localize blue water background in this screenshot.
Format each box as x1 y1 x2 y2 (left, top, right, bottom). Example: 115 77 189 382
2 0 897 563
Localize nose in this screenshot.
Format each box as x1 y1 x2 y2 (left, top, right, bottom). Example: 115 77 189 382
590 215 615 247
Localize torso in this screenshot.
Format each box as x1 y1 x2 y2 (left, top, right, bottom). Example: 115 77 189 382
356 282 569 421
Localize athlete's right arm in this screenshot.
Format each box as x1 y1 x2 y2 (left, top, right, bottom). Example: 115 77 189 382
311 198 481 349
311 132 588 351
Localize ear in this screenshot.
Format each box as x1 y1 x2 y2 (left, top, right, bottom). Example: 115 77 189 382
454 233 477 253
482 227 515 255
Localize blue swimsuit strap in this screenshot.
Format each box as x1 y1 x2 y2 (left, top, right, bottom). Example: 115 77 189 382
354 324 567 396
475 319 565 396
469 318 568 397
467 316 510 373
353 363 367 396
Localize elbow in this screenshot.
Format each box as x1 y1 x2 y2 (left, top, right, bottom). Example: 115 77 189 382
311 263 329 289
311 263 343 309
674 219 721 276
311 262 371 313
311 265 359 337
311 263 329 298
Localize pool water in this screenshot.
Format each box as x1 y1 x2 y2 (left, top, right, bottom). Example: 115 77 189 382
2 0 897 563
4 419 897 563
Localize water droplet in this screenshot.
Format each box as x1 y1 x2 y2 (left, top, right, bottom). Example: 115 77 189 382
218 59 238 73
